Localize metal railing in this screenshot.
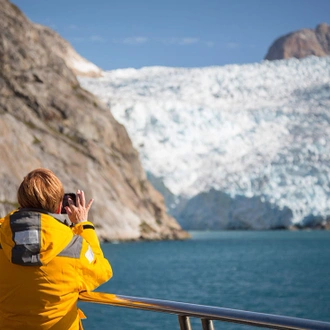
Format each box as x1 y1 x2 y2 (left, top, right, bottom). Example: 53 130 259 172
79 291 330 330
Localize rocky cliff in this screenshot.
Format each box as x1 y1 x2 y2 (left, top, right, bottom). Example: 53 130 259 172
265 23 330 61
0 0 189 241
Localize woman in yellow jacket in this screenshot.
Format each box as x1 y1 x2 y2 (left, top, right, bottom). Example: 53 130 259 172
0 168 112 329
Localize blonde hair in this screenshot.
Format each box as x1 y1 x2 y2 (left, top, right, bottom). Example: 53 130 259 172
17 168 64 213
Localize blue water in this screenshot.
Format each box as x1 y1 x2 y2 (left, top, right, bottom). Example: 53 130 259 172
79 231 330 329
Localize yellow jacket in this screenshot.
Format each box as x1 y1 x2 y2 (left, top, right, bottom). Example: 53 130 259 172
0 208 112 329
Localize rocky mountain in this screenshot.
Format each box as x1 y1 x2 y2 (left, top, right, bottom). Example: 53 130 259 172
0 0 189 241
265 23 330 61
80 57 330 230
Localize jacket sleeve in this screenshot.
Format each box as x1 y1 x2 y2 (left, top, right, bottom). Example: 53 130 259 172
73 221 113 292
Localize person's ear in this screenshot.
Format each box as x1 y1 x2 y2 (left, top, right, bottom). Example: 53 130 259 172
55 201 62 214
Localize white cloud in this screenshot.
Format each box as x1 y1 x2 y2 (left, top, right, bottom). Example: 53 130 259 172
179 38 200 45
225 42 239 49
71 36 105 43
110 36 215 47
120 37 148 45
159 38 176 45
89 35 106 42
72 37 85 42
160 37 200 45
205 41 215 47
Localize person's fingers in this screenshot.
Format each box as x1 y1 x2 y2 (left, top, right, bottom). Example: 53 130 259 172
76 190 82 207
68 197 76 210
66 191 93 223
86 198 94 212
81 190 86 207
65 206 72 216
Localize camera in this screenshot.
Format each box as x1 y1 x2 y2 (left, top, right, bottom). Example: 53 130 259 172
61 193 76 214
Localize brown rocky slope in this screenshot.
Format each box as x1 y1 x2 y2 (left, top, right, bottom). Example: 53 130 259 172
0 0 189 241
265 23 330 61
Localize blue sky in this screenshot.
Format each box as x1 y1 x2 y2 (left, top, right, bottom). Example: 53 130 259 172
11 0 330 71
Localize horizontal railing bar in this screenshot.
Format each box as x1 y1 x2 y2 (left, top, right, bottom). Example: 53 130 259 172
79 292 330 330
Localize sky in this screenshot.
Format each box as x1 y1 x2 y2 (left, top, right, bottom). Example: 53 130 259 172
11 0 330 71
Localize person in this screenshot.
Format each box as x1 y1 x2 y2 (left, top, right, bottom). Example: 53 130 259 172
0 168 112 329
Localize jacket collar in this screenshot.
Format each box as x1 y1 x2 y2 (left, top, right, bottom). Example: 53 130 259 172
17 208 71 227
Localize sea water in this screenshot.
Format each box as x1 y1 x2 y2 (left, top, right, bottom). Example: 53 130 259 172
79 230 330 329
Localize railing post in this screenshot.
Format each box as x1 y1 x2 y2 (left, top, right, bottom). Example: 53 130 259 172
201 318 214 330
178 315 192 330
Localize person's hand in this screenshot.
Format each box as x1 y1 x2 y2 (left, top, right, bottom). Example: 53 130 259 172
65 190 94 224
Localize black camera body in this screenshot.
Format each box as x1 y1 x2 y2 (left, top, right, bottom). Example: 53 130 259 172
61 193 76 214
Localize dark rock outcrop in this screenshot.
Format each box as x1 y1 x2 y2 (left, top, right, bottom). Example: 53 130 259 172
0 0 189 241
265 23 330 61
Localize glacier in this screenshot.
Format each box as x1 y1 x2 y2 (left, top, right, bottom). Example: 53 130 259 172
79 56 330 229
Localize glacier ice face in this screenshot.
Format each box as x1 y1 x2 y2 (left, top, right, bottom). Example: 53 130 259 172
79 56 330 227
